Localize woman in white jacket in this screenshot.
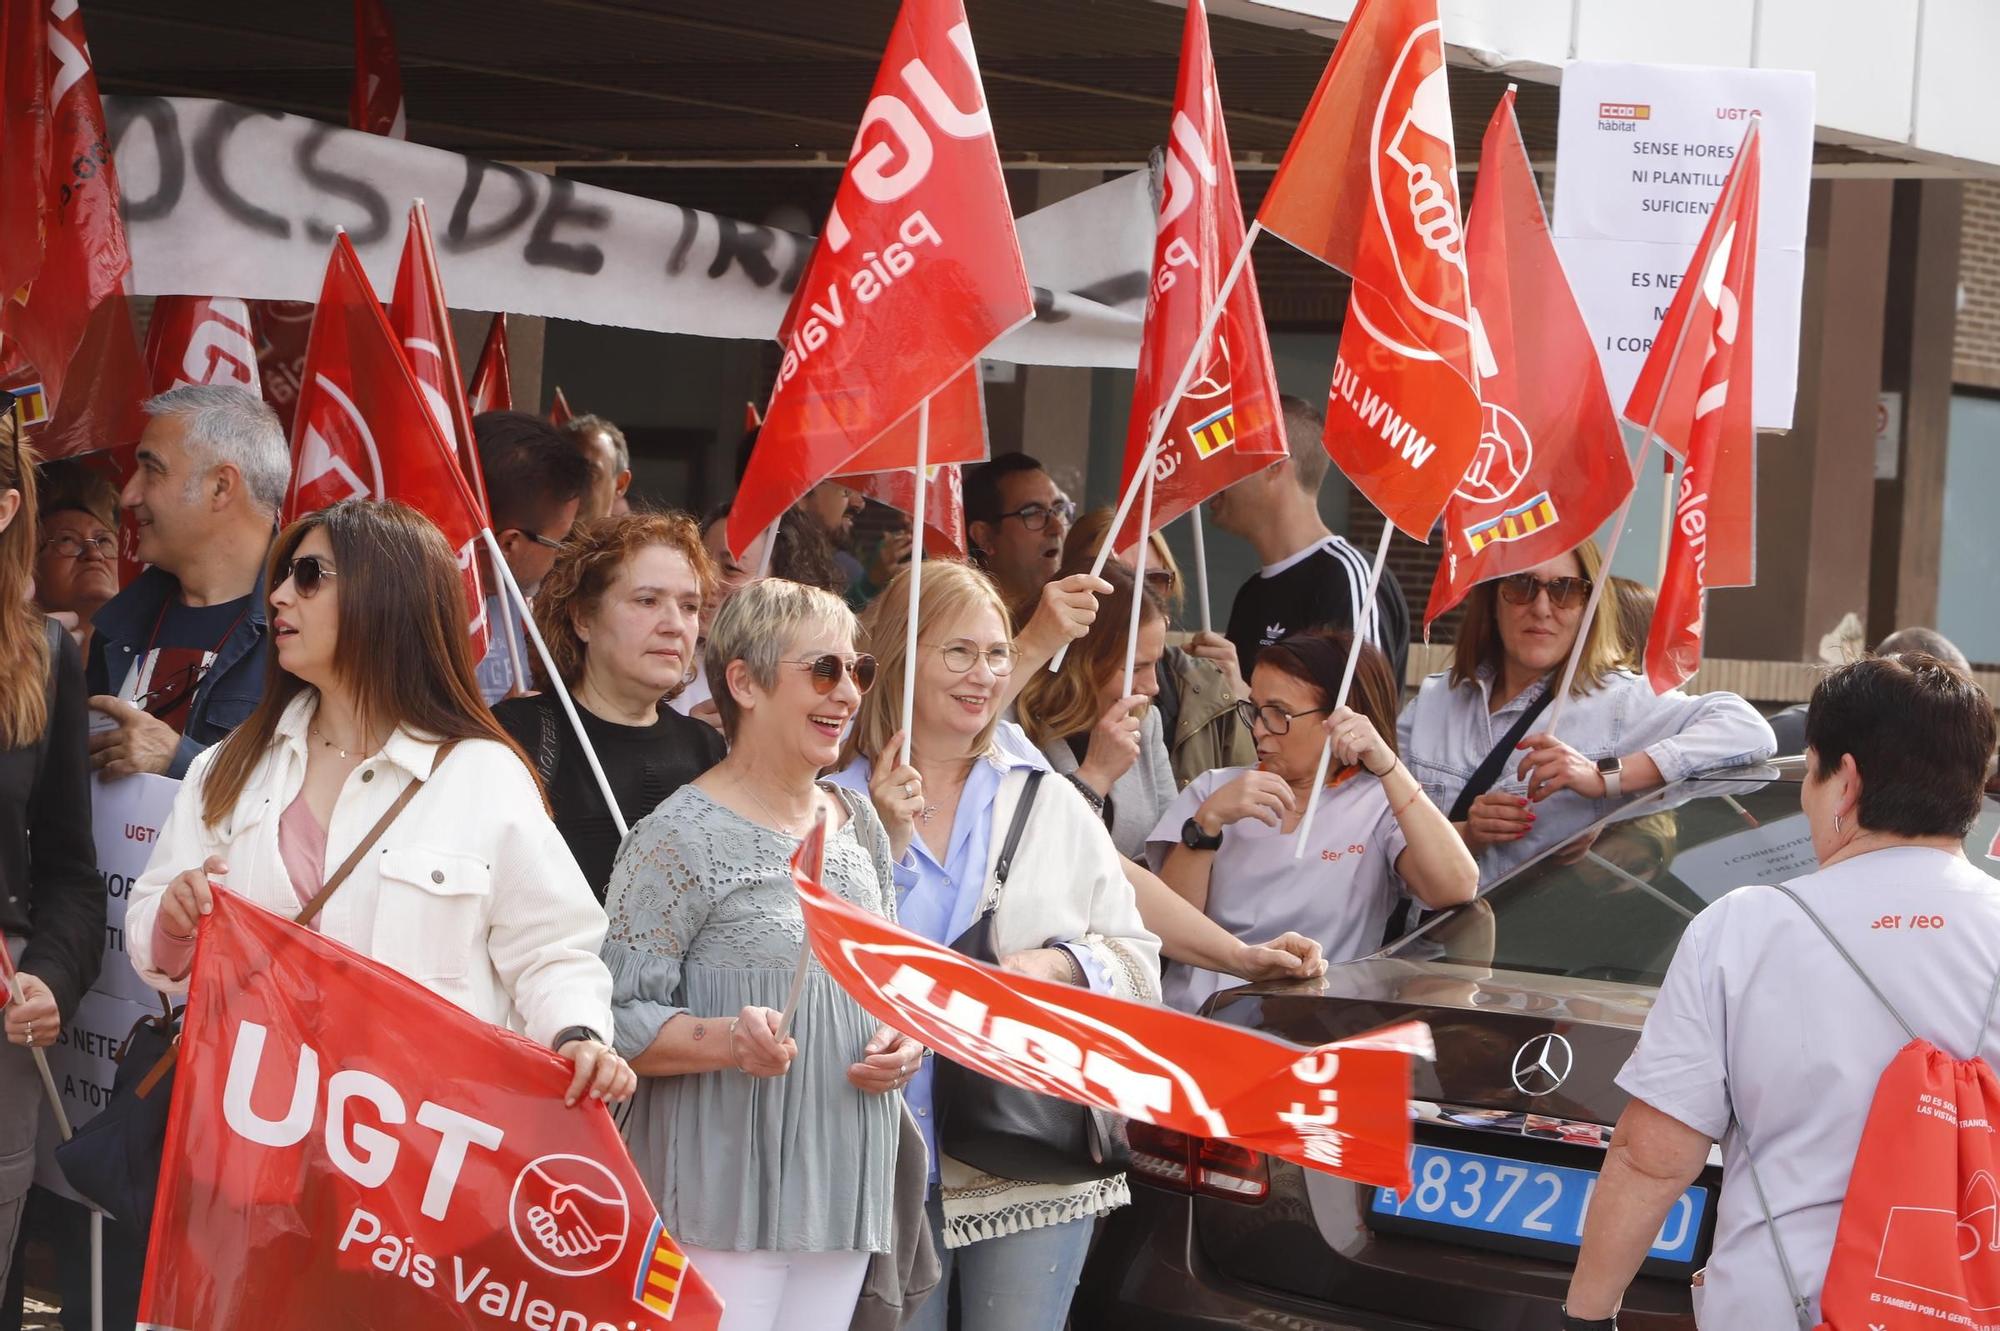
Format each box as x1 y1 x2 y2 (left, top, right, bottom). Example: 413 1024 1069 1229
830 559 1160 1331
127 498 631 1106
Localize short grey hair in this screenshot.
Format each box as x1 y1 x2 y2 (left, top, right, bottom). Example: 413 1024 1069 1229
1279 394 1329 494
562 413 629 473
1876 626 1970 672
143 385 290 515
704 578 858 742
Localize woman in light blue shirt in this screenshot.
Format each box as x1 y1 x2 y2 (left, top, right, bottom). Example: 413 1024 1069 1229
1399 540 1775 886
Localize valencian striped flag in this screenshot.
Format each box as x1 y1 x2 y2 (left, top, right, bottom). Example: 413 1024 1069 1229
1424 90 1632 627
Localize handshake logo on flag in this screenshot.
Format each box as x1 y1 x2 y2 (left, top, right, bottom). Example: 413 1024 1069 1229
508 1155 631 1278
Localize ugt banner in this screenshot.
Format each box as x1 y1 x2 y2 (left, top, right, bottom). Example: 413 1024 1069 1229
139 891 721 1331
791 830 1428 1191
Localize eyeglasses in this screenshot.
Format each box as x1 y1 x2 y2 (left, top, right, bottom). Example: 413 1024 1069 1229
279 555 339 598
1143 567 1177 594
1497 573 1592 611
517 530 566 551
41 532 117 560
995 499 1076 533
932 640 1018 676
1233 699 1328 736
787 652 878 695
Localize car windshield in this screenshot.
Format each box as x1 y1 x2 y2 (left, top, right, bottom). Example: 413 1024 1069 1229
1397 769 2000 987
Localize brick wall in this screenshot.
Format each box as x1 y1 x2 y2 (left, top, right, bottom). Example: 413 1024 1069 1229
1956 180 2000 390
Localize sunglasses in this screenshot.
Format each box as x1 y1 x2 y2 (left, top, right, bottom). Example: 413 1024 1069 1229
1233 699 1328 736
1497 573 1592 611
788 652 878 695
279 555 339 598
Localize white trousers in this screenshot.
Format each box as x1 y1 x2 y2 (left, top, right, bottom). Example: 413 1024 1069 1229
681 1246 871 1331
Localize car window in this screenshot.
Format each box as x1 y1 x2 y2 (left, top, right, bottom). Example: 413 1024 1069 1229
1397 775 2000 988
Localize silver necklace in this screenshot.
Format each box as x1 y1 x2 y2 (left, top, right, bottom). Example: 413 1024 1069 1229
737 774 813 836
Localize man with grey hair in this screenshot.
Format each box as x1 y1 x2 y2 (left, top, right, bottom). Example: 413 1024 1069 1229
1204 393 1411 689
86 385 289 779
560 412 632 521
1766 626 1975 755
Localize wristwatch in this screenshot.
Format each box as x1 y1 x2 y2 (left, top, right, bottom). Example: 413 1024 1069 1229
1560 1308 1617 1331
552 1025 605 1050
1181 817 1223 852
1595 755 1624 800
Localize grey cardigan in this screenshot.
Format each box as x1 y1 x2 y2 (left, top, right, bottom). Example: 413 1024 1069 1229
1037 705 1179 861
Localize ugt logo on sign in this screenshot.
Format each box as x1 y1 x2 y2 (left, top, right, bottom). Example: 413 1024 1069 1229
508 1154 631 1278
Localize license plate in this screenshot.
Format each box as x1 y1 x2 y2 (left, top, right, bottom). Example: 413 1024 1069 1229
1367 1143 1710 1269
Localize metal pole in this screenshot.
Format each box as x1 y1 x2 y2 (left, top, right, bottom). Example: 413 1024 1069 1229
1292 524 1393 860
1188 505 1213 633
479 528 629 838
1051 220 1261 673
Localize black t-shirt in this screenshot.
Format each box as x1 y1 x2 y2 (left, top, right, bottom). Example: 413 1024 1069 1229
1224 538 1411 688
115 594 256 729
494 693 726 899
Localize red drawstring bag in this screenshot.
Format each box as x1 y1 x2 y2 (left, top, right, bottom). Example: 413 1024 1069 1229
1737 887 2000 1330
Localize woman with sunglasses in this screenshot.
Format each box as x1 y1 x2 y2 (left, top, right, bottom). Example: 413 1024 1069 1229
831 558 1159 1331
1012 560 1177 860
1399 542 1774 886
494 512 725 899
603 578 915 1331
129 499 632 1096
1147 631 1476 1011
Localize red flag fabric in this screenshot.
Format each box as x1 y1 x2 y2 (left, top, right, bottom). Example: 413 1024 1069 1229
468 314 513 416
1424 91 1634 628
1112 0 1285 556
143 297 261 397
286 235 490 649
1633 125 1760 694
789 826 1426 1192
833 361 988 475
138 889 722 1330
349 0 406 139
248 300 316 433
389 203 493 660
0 1 50 323
1257 0 1480 541
834 361 982 557
742 401 762 434
726 0 1031 558
846 466 965 559
547 387 573 427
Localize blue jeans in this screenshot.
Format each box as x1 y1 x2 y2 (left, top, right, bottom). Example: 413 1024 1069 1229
908 1193 1092 1331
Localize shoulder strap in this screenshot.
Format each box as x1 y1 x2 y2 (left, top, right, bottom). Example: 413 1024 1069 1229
993 769 1044 889
1447 685 1557 823
295 739 461 927
1769 885 1918 1040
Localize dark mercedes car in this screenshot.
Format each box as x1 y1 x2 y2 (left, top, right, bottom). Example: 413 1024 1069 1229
1074 762 2000 1330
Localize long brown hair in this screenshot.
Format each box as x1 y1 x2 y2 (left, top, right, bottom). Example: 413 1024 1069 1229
0 407 50 749
529 510 715 692
1450 538 1625 695
1016 560 1165 746
201 499 536 825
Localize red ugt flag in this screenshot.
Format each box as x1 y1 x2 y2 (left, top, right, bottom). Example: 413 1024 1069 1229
1425 91 1633 628
349 0 407 139
468 313 514 416
1113 0 1285 556
727 0 1030 557
286 234 490 648
0 0 50 324
835 365 986 558
144 297 261 397
139 890 722 1331
1630 122 1761 693
789 825 1427 1193
1257 0 1480 541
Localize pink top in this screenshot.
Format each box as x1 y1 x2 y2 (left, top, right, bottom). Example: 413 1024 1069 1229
153 792 326 980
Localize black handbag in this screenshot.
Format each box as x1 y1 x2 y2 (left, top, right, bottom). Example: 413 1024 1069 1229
931 770 1131 1185
54 740 459 1225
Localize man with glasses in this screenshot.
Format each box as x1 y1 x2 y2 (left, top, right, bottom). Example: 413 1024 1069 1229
965 451 1077 609
85 386 289 779
1205 396 1410 692
473 411 593 704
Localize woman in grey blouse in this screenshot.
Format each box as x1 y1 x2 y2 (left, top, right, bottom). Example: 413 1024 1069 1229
604 579 921 1331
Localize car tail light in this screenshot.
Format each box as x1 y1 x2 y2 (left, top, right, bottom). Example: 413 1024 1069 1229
1125 1122 1268 1202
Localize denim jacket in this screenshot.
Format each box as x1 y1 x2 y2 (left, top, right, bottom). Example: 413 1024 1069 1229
87 564 270 779
1398 666 1776 885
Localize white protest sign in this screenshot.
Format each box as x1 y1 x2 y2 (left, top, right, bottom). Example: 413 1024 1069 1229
34 772 180 1203
1552 62 1815 430
104 97 1153 370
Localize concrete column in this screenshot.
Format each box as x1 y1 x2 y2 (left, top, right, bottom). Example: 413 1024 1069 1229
1870 179 1964 641
1707 179 1892 661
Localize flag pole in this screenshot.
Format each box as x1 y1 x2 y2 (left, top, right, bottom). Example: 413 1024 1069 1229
1120 468 1157 699
898 399 930 768
479 527 629 839
1188 505 1214 633
6 968 102 1331
1653 450 1676 588
1051 220 1262 674
1542 116 1756 739
1292 522 1393 860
